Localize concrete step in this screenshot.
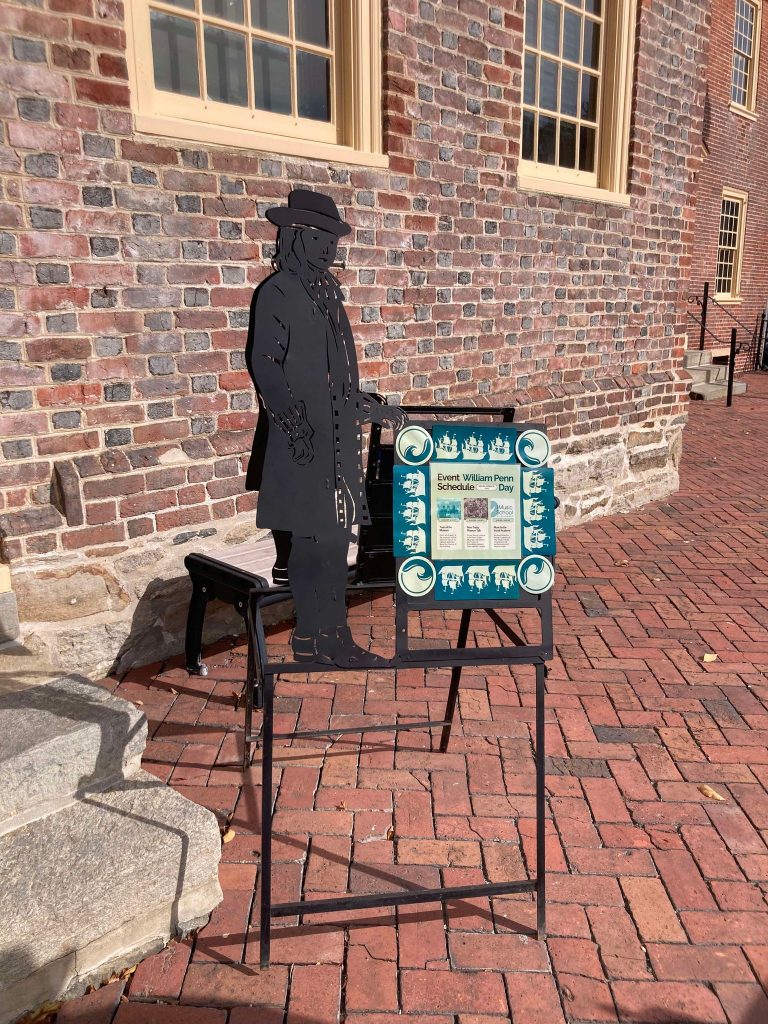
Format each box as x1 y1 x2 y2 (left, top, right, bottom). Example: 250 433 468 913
706 364 728 383
685 364 710 383
0 769 222 1024
683 350 710 368
690 380 748 400
0 676 146 833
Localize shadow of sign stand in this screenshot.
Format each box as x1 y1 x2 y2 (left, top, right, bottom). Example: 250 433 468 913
222 188 554 967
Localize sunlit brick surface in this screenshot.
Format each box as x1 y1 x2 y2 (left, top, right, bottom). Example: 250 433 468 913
53 376 768 1023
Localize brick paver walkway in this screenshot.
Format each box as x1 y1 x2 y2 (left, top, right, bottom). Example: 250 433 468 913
56 375 768 1024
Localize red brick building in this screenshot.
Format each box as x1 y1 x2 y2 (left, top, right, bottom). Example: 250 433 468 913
0 0 710 672
689 0 768 370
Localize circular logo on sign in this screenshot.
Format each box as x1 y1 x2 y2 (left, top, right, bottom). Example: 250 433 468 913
396 426 434 466
515 429 551 468
518 555 555 595
398 556 436 597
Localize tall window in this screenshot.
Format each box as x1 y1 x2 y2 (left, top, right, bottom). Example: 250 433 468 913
715 190 748 300
522 0 603 174
128 1 384 164
519 0 638 202
731 0 762 114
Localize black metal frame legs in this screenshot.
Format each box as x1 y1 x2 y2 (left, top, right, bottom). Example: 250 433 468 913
242 593 549 968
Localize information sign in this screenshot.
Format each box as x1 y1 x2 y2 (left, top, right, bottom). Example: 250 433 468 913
393 422 556 602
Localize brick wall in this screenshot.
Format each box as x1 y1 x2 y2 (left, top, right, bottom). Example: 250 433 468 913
0 0 707 673
689 0 768 369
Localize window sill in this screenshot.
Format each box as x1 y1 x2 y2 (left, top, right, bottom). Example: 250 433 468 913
134 113 389 169
713 294 743 305
516 167 631 207
729 102 758 123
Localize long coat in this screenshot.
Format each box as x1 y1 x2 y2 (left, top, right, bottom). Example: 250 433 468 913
244 268 370 536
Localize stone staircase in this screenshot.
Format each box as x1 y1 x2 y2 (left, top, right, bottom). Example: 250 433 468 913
0 675 222 1024
685 348 747 400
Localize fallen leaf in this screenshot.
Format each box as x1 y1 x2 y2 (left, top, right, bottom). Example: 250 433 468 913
386 825 395 841
170 687 179 695
222 828 236 844
698 784 726 802
614 559 629 566
134 700 144 706
336 801 347 811
702 652 718 663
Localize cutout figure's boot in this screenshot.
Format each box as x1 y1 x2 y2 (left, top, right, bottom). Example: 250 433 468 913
291 633 332 664
321 626 388 669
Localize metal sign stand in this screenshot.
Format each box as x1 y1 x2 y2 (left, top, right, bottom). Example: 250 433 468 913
244 580 552 968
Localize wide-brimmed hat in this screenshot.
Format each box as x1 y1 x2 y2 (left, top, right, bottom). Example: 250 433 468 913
266 188 351 237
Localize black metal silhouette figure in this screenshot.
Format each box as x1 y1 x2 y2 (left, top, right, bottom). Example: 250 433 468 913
245 189 406 667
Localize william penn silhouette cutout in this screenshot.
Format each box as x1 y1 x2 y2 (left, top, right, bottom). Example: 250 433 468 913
245 189 406 667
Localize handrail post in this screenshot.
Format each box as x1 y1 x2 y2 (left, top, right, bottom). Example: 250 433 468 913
699 281 709 351
759 310 767 371
727 326 737 407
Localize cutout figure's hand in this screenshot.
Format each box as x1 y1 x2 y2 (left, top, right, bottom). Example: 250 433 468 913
291 437 314 465
370 404 408 431
272 400 314 464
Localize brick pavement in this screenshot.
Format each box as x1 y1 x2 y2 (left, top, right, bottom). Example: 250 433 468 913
55 376 768 1024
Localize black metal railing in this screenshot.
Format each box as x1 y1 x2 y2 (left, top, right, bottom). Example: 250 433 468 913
686 282 768 404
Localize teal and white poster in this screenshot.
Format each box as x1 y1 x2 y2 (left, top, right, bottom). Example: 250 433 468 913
394 423 556 602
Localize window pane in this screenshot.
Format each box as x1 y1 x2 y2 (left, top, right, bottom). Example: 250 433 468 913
205 25 248 105
522 110 535 160
732 54 747 91
251 0 289 36
541 0 561 56
540 58 558 111
538 115 557 163
524 52 537 105
561 65 579 116
559 120 576 167
295 0 329 47
252 38 291 113
297 49 330 121
579 125 595 171
151 12 200 97
581 73 598 120
563 10 581 63
522 0 605 176
202 0 244 22
583 18 600 69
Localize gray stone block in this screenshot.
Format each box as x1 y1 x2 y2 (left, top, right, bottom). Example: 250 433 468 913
690 380 747 400
0 770 222 1024
0 592 19 644
0 675 146 830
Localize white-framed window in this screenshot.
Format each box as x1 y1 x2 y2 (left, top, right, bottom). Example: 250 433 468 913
731 0 762 116
518 0 637 204
715 189 748 301
127 1 385 166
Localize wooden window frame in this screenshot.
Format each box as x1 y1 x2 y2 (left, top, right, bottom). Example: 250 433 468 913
127 0 386 167
714 188 749 304
730 0 762 120
517 0 637 205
